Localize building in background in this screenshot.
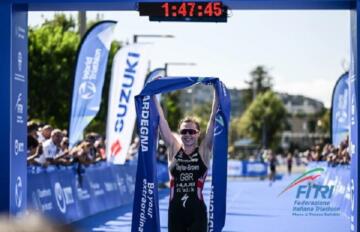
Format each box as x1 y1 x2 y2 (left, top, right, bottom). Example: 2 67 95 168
178 85 329 153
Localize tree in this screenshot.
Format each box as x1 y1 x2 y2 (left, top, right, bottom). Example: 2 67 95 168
317 108 330 134
238 90 286 149
162 91 184 131
29 14 122 134
243 66 273 108
28 14 80 129
228 116 242 155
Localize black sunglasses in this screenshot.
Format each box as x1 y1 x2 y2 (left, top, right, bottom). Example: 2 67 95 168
179 129 199 135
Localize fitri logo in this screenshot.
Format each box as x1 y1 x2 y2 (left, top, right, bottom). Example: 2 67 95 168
54 182 66 213
15 176 22 208
78 81 96 99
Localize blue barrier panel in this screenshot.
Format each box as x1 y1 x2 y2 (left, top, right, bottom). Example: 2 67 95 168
307 162 351 218
27 160 169 223
209 160 268 177
28 159 270 223
227 160 243 176
27 162 137 223
243 161 269 177
156 161 169 183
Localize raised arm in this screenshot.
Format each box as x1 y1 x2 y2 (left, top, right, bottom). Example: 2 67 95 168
153 96 180 160
200 89 219 165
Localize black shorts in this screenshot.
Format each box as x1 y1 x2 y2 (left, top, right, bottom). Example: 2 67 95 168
168 200 207 232
270 165 276 173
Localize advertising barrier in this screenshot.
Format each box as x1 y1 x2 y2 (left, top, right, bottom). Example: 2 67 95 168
307 162 351 218
27 162 137 223
27 159 171 223
27 159 267 223
209 160 268 177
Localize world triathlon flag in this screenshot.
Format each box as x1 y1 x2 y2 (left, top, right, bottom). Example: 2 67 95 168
69 21 116 147
131 77 230 232
106 44 149 164
331 72 349 147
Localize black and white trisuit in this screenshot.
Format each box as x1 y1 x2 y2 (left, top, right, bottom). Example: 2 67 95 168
168 147 208 232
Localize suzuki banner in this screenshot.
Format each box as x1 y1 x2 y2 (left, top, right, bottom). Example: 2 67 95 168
69 21 116 147
106 44 149 164
331 72 349 147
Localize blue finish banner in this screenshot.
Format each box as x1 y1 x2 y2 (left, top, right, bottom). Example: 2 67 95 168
27 162 136 223
132 77 230 232
69 21 116 147
331 72 349 147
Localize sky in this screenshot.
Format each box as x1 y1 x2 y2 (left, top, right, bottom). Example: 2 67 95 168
28 10 350 107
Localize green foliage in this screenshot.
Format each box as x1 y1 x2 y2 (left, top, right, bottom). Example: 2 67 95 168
29 14 122 135
189 100 212 139
239 90 286 149
249 65 273 93
317 108 330 134
162 91 184 131
42 13 76 32
243 65 273 108
28 14 80 129
229 116 242 154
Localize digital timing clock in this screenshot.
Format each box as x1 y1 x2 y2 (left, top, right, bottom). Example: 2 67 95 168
138 2 228 22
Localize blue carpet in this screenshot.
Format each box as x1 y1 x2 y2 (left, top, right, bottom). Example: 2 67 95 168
73 175 349 232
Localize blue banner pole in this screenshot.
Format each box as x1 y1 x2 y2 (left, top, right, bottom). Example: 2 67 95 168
0 3 28 215
350 7 359 232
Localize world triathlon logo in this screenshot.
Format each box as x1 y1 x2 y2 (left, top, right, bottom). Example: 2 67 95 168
78 81 96 99
54 182 66 213
214 114 224 136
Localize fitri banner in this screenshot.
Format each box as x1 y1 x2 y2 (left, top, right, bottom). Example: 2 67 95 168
106 44 149 164
69 21 116 147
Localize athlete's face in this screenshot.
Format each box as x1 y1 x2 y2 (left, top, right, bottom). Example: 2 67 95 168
179 122 199 147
